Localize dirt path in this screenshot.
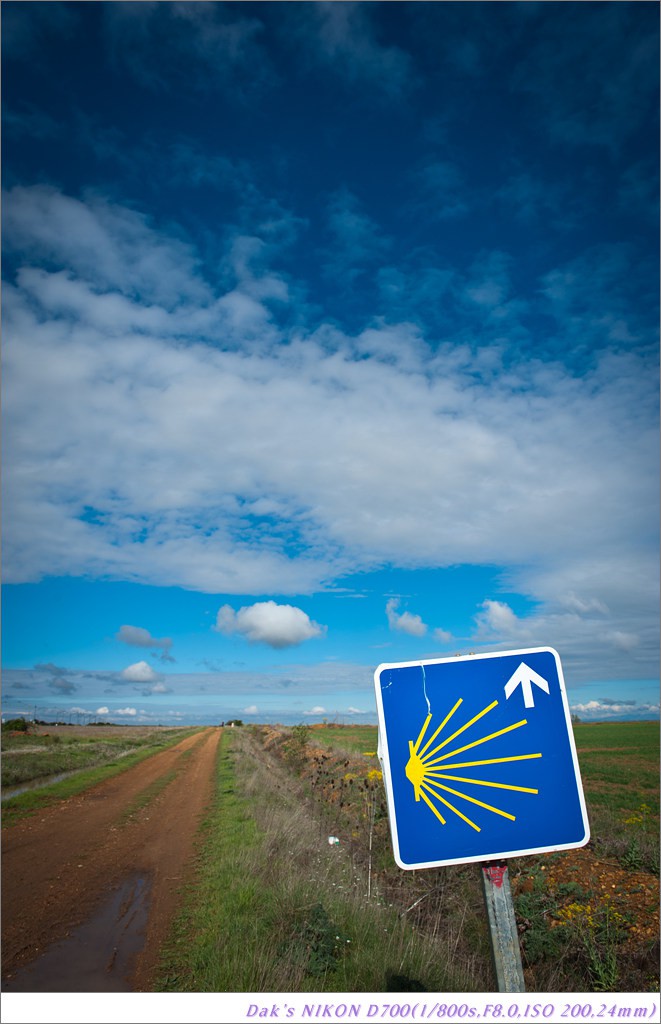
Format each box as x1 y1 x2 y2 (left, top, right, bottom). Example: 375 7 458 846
2 727 221 991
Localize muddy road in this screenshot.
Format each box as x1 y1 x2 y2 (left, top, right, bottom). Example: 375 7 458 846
2 727 221 992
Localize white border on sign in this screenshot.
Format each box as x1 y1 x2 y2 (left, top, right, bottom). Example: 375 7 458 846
374 646 590 870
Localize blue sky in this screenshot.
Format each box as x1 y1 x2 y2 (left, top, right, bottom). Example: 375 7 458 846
2 1 659 727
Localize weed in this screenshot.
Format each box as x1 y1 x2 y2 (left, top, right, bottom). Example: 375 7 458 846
556 881 589 900
284 902 351 977
283 723 311 771
620 836 644 871
555 901 629 992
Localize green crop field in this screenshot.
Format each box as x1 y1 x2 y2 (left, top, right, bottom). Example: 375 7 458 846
573 720 659 813
306 723 379 755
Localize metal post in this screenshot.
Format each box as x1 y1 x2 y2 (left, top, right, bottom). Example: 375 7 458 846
481 861 525 992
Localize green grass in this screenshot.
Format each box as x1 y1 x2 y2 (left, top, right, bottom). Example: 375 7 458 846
155 728 483 993
305 724 379 755
572 720 660 873
574 720 660 813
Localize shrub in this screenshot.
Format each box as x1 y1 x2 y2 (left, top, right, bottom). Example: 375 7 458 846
2 718 29 733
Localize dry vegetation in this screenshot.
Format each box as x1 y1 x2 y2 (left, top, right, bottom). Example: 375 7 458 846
248 721 659 993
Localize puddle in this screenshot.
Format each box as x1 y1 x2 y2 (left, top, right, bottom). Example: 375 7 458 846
2 749 137 801
2 874 151 992
2 771 80 801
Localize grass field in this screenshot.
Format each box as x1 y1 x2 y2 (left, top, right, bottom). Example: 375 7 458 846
1 725 201 821
574 720 659 811
306 723 381 755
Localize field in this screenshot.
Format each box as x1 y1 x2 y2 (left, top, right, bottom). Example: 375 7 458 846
1 718 658 994
1 723 200 801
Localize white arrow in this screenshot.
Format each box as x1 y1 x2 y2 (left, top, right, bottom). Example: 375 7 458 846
504 662 550 709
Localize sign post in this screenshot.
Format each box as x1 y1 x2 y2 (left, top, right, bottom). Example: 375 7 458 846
481 862 525 992
374 647 589 990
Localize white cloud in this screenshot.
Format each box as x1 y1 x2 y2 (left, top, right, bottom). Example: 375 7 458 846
570 699 659 720
96 706 109 715
121 661 158 683
346 706 367 715
303 705 327 716
141 682 171 696
475 599 532 641
560 592 609 616
611 631 639 652
2 186 658 685
243 705 258 715
214 601 325 649
116 707 138 716
116 624 173 652
434 627 453 643
386 598 427 637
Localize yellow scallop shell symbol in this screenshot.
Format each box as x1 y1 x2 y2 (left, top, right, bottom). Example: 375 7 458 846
405 697 542 833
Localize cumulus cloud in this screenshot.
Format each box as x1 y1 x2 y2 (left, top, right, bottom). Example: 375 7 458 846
116 707 137 716
475 599 533 642
214 601 325 649
386 598 427 637
303 705 327 716
243 705 258 714
120 661 158 683
116 624 173 654
96 706 109 715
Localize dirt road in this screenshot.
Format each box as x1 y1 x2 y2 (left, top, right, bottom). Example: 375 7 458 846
2 727 221 991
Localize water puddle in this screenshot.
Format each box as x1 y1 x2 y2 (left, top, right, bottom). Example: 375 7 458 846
2 874 151 992
2 770 79 801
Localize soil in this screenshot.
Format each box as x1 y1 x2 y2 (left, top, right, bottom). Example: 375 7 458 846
1 726 221 992
511 845 660 990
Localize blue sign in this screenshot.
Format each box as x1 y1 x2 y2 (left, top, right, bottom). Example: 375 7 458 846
374 648 589 869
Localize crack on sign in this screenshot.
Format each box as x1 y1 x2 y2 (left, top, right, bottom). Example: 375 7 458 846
421 663 431 714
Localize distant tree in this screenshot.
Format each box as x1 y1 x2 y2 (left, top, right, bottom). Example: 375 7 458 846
2 717 29 732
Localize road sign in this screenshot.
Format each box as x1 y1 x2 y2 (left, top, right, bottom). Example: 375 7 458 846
374 647 589 870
